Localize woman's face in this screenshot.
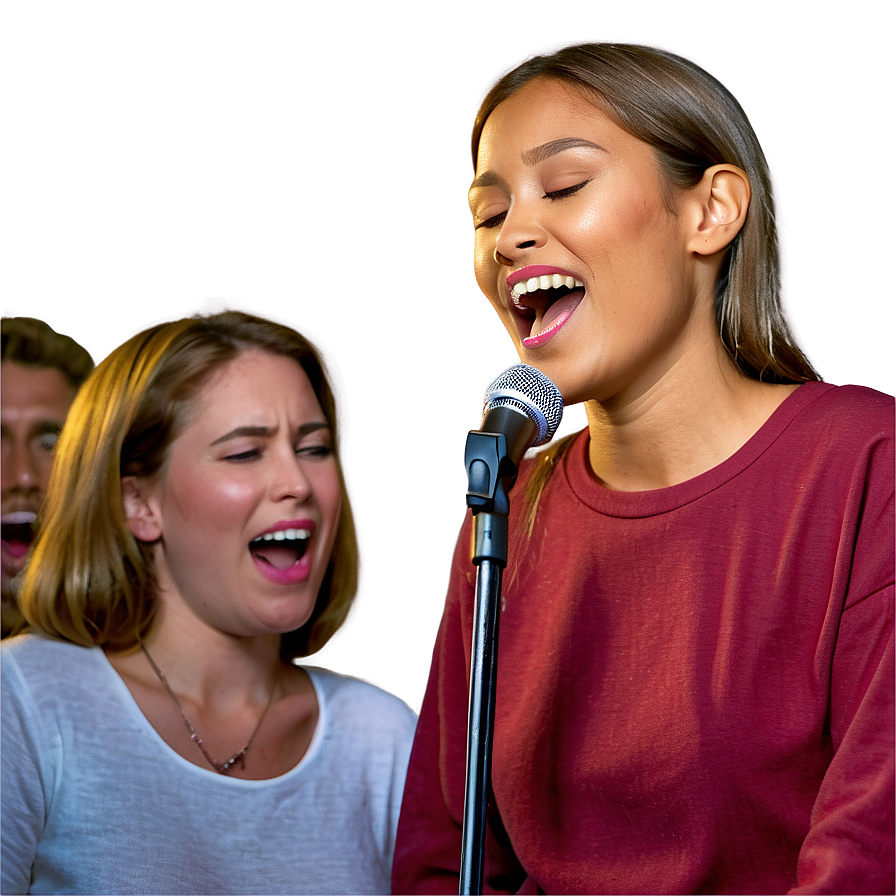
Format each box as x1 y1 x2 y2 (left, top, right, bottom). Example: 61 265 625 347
128 349 342 639
470 78 707 407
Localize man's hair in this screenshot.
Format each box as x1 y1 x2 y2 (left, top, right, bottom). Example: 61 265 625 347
2 317 94 388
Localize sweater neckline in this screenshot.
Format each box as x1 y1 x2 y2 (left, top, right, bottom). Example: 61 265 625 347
561 381 834 519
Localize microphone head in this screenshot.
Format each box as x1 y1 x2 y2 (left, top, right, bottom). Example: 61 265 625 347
482 364 563 446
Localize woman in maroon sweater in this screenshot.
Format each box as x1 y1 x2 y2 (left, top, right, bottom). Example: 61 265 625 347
392 44 894 894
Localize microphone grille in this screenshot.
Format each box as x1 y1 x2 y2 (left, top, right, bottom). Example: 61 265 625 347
483 364 564 446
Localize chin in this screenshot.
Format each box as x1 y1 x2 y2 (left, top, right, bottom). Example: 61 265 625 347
263 598 318 637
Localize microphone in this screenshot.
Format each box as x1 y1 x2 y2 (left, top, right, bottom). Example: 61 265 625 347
466 364 563 515
480 363 563 462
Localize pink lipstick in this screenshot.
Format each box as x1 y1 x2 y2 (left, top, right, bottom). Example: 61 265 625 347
505 266 585 350
249 519 314 586
506 265 575 291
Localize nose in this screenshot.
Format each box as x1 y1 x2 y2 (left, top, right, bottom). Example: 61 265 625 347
493 201 545 266
2 442 41 495
271 448 312 504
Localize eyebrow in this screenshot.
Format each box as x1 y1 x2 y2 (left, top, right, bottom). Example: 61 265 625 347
210 421 329 446
522 137 607 165
30 421 63 434
470 137 607 192
0 420 63 438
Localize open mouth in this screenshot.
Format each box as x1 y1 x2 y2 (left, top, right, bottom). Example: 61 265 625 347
248 527 311 571
1 511 37 561
509 273 585 346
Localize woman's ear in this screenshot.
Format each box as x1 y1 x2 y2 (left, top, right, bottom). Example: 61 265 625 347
121 476 162 543
686 164 751 256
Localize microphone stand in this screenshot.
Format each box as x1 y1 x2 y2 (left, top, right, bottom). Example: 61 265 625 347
459 428 516 896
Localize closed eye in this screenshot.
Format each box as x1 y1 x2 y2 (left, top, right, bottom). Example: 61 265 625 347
544 179 592 200
475 211 507 230
296 443 332 459
224 448 262 462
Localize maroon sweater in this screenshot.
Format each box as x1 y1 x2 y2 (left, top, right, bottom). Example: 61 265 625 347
393 383 894 895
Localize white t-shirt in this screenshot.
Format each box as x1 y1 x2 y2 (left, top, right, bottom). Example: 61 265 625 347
1 634 418 895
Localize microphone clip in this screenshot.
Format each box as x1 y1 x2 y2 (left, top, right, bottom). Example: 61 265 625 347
464 430 516 517
464 429 517 567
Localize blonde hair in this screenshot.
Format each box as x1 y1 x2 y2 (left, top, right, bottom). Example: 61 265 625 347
19 311 358 660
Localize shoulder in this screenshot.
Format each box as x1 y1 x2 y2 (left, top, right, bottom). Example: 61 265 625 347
781 383 893 490
789 382 893 442
2 636 113 767
2 633 102 690
2 635 114 736
304 666 418 742
300 667 417 786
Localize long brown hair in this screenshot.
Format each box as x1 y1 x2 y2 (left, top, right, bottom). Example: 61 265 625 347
471 44 820 522
19 311 358 660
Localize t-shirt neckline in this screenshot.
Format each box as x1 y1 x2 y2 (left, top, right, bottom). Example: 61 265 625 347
95 646 327 784
562 381 833 519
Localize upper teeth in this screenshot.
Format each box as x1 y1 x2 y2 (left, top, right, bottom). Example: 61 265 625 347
2 511 37 526
511 274 583 302
252 528 310 544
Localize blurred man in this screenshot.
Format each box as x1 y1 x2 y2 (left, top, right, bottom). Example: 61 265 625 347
2 317 93 637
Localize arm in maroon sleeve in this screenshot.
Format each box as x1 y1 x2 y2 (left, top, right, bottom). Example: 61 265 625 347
793 433 895 894
392 517 528 895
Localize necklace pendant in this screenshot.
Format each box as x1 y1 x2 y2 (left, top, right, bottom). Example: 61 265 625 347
218 747 247 774
138 640 276 778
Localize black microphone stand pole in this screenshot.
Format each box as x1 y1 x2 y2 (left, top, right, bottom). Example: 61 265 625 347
459 426 517 896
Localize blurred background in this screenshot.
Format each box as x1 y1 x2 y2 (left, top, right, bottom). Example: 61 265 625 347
2 1 892 712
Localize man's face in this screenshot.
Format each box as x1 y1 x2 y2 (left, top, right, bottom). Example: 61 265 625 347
1 362 76 633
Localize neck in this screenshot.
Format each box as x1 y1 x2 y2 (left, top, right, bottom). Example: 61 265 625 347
103 591 317 781
131 608 284 712
584 345 798 492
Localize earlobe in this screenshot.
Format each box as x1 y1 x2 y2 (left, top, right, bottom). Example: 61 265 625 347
687 164 751 256
121 476 162 543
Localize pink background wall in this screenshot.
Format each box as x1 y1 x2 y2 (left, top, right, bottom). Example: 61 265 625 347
0 0 896 700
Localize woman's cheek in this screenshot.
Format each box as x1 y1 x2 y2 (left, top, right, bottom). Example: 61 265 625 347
195 474 259 523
